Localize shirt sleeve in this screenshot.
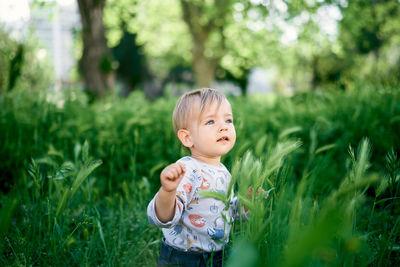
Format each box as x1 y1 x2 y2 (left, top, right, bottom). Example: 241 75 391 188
147 160 199 228
146 191 184 228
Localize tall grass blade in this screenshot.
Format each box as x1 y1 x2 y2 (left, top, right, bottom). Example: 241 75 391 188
263 141 302 178
56 189 71 219
255 135 268 157
56 158 102 219
278 126 302 139
70 159 102 197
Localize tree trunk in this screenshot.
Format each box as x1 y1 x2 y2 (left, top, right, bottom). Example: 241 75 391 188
180 0 219 88
192 35 218 88
77 0 114 97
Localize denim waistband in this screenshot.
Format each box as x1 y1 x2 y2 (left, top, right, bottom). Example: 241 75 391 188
160 238 224 261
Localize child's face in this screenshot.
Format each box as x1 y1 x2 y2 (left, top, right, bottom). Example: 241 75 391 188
185 98 236 163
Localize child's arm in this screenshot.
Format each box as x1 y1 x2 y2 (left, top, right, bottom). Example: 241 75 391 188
155 162 186 223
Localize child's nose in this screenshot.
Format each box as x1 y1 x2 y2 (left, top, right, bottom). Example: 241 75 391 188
219 124 228 132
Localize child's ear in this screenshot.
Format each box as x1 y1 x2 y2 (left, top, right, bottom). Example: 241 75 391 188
177 129 193 148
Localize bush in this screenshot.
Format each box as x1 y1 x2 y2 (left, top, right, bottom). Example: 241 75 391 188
0 84 399 266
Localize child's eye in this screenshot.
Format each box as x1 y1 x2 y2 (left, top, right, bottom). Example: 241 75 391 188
226 119 233 123
206 120 214 125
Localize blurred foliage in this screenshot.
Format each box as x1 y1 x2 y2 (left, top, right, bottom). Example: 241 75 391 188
228 140 380 266
339 0 400 55
20 0 399 95
101 0 400 92
1 84 399 193
0 26 54 93
104 0 283 89
0 84 399 265
111 30 148 93
337 0 400 86
104 0 191 78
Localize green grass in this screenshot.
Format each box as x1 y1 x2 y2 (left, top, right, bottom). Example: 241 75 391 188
0 84 399 266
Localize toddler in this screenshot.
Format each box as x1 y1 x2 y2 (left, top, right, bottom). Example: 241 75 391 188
147 88 245 266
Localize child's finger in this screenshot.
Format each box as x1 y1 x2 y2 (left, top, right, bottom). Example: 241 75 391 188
177 163 186 174
164 170 174 180
171 168 179 178
165 169 177 179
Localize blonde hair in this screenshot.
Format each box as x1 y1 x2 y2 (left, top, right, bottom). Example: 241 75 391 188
172 88 226 134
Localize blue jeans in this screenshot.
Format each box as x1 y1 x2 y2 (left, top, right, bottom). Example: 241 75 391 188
157 238 227 267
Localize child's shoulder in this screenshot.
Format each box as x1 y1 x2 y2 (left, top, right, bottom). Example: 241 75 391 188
177 156 229 174
177 156 193 163
177 156 199 172
176 157 203 188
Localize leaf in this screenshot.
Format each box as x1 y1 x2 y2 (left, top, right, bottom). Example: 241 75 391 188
35 157 58 168
315 144 336 154
259 187 275 200
375 196 400 205
236 141 251 158
56 159 102 219
73 142 81 162
255 135 268 157
96 218 108 255
279 126 302 139
70 159 102 197
149 161 167 177
56 189 70 219
263 140 302 178
375 176 388 197
48 144 64 160
199 191 226 202
54 161 75 180
82 140 89 163
238 194 255 212
354 138 372 183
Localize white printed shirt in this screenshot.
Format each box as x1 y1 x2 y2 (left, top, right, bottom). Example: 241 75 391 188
147 156 245 252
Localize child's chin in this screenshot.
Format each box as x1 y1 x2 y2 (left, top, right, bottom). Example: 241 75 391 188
217 147 234 155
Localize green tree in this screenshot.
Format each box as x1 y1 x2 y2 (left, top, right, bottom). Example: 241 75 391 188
104 0 400 93
105 0 282 91
178 0 235 87
339 0 400 55
338 0 400 84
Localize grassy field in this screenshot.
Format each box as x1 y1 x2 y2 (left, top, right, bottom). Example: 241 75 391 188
0 84 399 266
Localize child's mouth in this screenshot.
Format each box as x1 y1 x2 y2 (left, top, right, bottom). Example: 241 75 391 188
217 136 229 142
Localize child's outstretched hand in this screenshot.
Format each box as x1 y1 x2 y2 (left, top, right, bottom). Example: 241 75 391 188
160 162 186 193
